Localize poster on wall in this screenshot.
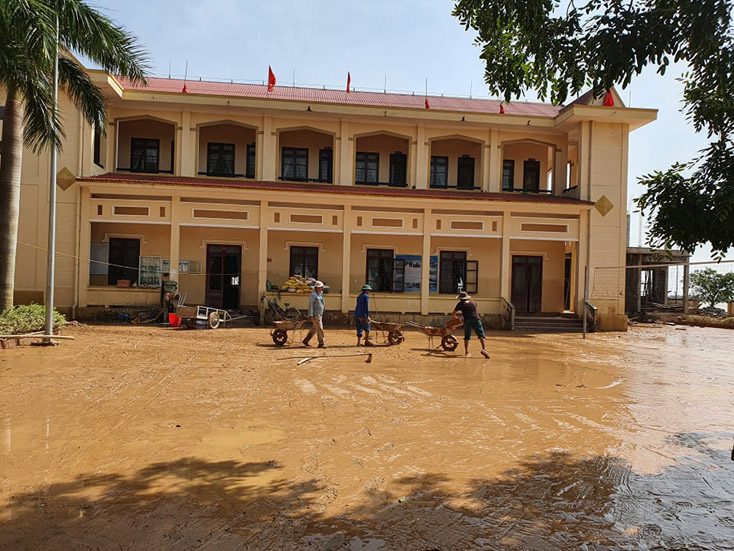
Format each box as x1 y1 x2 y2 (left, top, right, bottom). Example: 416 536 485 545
395 255 438 292
138 256 162 288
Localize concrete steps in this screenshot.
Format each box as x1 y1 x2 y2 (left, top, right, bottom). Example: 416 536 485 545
514 314 585 333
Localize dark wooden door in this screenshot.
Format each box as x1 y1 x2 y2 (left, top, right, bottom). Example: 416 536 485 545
206 245 241 310
511 256 543 313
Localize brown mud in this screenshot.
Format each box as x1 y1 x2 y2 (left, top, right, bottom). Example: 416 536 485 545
1 324 732 550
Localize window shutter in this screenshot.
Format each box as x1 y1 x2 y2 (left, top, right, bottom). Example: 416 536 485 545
466 260 479 294
392 258 405 292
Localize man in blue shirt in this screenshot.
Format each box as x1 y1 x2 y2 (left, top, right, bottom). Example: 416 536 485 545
354 284 373 347
302 281 326 348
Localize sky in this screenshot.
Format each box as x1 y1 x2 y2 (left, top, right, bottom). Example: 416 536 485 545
88 0 724 264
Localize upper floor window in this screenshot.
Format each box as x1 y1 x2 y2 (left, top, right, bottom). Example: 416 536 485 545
356 152 379 184
289 246 318 279
430 156 449 188
246 143 256 178
502 160 515 191
366 249 405 292
439 251 478 294
389 152 407 187
131 138 159 173
457 155 475 190
319 147 333 183
523 159 540 192
207 142 235 176
282 147 308 181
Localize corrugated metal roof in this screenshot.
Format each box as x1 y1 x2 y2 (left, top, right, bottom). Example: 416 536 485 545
78 172 590 205
115 77 562 117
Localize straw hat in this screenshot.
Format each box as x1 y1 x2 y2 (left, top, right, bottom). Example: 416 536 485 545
456 291 471 300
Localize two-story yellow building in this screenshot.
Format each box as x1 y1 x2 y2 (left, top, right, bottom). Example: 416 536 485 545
6 67 656 330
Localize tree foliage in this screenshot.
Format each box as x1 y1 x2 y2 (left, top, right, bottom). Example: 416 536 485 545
453 0 734 255
689 268 734 307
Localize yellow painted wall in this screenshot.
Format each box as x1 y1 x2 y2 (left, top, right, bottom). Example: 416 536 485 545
355 134 410 183
349 234 423 294
510 240 566 312
431 235 501 298
502 143 551 191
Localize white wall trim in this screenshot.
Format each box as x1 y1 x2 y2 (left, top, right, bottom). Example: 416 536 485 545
102 232 148 244
282 240 327 252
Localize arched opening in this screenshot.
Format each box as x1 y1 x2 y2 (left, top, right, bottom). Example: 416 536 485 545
197 122 257 178
429 136 483 191
116 117 176 174
501 140 555 194
277 127 335 183
354 132 410 188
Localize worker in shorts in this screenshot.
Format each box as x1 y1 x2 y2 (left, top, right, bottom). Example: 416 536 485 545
354 284 373 346
452 291 490 359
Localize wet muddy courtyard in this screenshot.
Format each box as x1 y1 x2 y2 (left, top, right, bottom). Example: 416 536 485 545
1 324 732 550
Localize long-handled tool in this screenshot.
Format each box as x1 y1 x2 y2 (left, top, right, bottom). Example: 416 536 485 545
278 352 373 365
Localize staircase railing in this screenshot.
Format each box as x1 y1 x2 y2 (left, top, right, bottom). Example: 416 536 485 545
500 297 515 331
583 300 597 337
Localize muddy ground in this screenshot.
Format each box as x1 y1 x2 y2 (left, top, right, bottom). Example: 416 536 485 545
1 323 732 550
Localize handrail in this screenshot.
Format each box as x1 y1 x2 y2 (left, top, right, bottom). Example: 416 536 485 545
500 297 515 330
583 299 597 335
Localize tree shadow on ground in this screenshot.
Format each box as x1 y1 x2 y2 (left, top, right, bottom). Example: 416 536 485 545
1 435 732 550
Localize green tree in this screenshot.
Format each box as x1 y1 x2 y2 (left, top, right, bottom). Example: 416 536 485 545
0 0 148 311
453 0 734 256
689 268 734 307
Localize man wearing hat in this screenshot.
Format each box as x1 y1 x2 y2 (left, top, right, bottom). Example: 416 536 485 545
303 281 326 348
452 291 490 359
354 284 374 347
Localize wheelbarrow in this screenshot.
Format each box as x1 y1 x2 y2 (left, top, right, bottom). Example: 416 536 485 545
271 318 309 346
177 305 231 329
406 318 463 351
369 320 405 345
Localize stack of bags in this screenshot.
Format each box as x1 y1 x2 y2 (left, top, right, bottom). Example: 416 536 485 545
281 275 316 294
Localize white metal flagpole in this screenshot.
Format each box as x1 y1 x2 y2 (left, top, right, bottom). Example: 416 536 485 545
43 12 60 344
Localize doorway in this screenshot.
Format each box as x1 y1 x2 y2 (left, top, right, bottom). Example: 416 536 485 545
511 255 543 313
206 244 241 310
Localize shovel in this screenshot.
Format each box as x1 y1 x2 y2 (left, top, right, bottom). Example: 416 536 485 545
291 353 373 365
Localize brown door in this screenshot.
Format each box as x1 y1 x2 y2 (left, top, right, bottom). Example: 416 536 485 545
511 256 543 313
206 245 241 310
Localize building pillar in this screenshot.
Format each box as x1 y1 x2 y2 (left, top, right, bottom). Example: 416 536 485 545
77 187 91 308
108 120 117 171
576 209 590 314
341 205 352 313
682 261 690 313
339 120 352 186
415 125 428 190
168 196 181 282
578 121 592 201
179 111 193 176
488 128 501 192
261 115 276 181
421 208 432 315
499 211 512 300
552 145 568 195
257 202 269 315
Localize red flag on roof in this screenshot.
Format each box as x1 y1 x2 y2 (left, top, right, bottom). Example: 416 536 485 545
267 66 276 93
499 103 505 114
425 97 430 109
347 72 351 94
603 90 614 106
182 84 188 94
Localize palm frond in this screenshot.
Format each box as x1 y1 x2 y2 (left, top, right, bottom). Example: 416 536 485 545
18 71 62 153
58 55 107 130
55 0 150 83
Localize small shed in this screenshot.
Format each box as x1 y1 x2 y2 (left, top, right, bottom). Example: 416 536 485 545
625 247 691 316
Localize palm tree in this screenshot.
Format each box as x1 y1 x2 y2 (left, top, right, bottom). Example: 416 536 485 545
0 0 149 311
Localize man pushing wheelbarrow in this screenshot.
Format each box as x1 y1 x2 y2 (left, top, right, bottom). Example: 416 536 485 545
453 291 491 359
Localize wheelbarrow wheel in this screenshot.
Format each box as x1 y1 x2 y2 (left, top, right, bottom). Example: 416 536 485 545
388 330 404 345
184 318 196 329
441 335 458 351
207 311 221 329
272 329 288 346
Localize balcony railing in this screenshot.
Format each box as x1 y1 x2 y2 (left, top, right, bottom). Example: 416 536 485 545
278 176 333 184
355 180 408 188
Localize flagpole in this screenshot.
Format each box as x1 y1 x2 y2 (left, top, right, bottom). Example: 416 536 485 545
43 11 60 344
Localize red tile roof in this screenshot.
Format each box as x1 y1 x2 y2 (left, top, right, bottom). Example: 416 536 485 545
115 76 562 117
78 173 590 206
